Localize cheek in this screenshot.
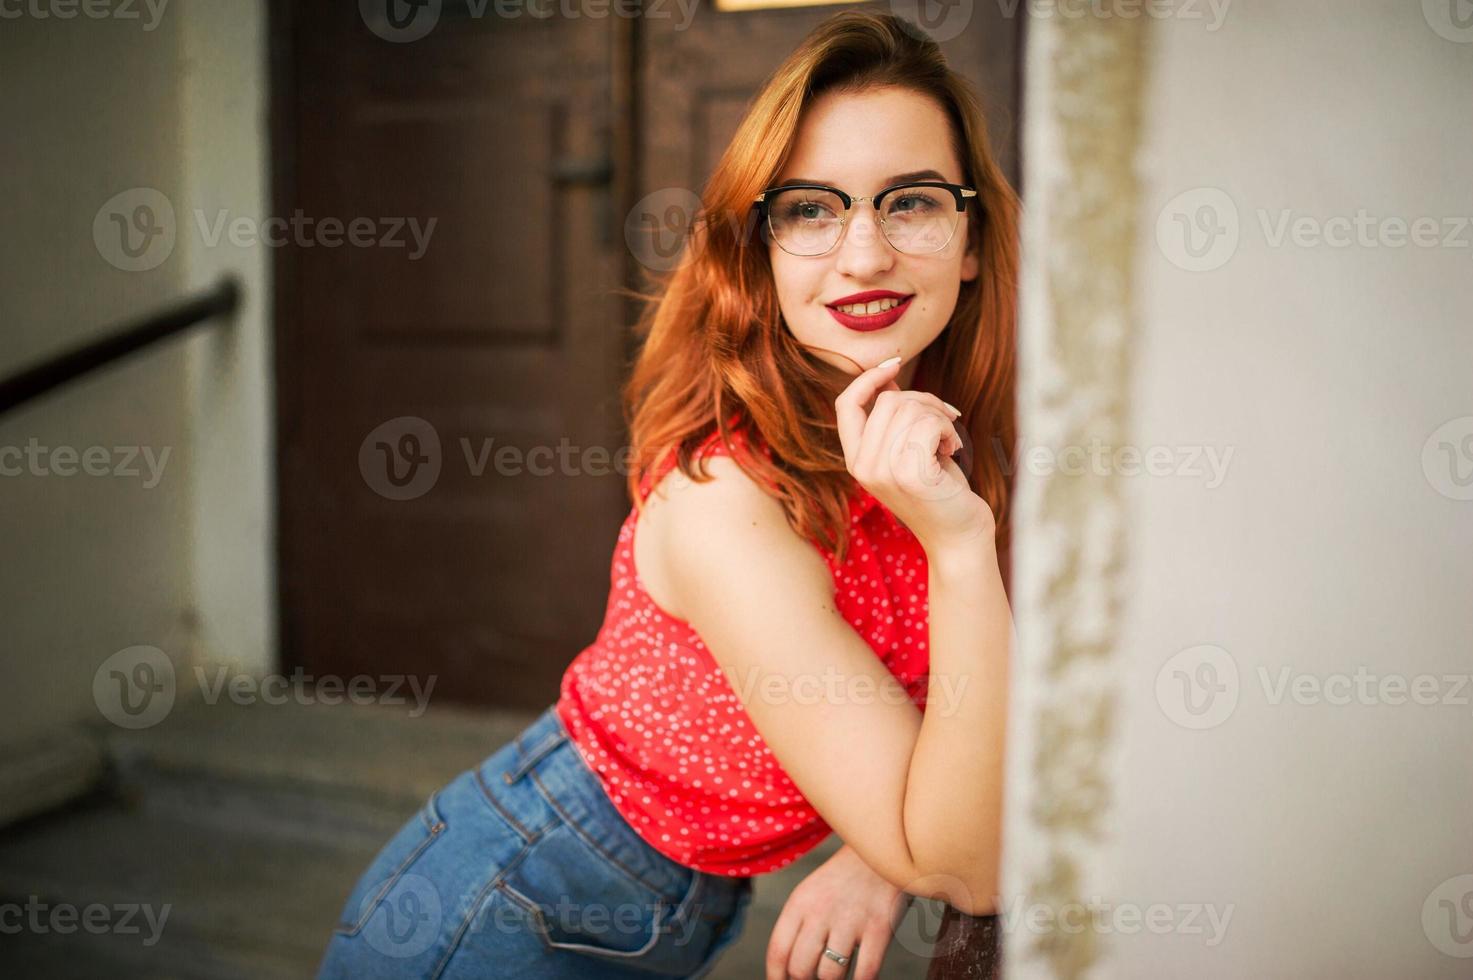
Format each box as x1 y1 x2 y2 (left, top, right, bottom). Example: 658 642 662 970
771 257 820 314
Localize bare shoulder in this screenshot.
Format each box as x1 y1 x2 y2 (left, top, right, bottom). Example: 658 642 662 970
632 453 934 893
634 454 832 623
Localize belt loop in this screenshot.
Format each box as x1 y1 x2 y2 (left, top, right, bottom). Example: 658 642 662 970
501 712 567 785
667 869 707 931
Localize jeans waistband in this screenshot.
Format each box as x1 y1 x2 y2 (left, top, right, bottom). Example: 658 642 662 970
500 704 570 786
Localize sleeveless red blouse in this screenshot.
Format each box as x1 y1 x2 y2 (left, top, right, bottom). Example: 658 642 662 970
555 425 932 876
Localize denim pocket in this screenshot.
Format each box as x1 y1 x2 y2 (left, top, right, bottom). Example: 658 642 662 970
499 833 747 977
332 789 448 940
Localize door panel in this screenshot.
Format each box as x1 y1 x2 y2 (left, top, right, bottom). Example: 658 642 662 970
275 3 628 710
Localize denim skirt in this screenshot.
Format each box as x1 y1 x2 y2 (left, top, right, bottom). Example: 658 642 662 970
316 704 754 979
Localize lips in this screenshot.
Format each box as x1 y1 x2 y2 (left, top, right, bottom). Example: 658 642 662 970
825 290 914 332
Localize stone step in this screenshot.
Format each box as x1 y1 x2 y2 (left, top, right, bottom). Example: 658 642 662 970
0 798 347 978
0 695 942 977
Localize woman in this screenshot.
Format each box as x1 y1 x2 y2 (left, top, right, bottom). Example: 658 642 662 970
317 10 1017 980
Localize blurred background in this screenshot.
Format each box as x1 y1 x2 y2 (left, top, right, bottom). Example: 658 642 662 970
0 0 1469 978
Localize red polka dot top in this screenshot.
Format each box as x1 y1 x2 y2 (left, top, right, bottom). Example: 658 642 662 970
555 423 932 877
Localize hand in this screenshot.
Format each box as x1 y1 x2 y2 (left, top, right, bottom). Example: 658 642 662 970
835 356 995 555
765 844 912 980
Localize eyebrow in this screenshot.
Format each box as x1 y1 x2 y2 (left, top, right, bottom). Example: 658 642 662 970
773 169 951 189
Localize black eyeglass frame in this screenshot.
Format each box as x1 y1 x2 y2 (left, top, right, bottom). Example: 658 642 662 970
751 180 978 255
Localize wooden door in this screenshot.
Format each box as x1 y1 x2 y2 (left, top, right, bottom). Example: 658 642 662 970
272 2 1020 712
273 2 634 710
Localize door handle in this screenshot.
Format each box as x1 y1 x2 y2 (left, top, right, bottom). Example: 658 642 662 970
550 156 613 186
550 125 615 246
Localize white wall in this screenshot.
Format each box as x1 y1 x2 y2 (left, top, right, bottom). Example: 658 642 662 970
179 0 275 680
1116 1 1473 976
0 0 272 748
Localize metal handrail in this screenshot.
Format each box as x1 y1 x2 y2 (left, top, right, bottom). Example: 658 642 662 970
0 276 241 416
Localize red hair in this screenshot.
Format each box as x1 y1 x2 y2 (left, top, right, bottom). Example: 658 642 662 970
623 10 1019 570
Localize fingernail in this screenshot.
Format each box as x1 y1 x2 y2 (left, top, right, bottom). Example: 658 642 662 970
878 356 903 369
942 401 961 416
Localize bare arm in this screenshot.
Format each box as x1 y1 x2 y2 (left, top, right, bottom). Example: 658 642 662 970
639 444 1009 914
902 540 1011 914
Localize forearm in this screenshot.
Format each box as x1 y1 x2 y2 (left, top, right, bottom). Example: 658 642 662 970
900 539 1012 914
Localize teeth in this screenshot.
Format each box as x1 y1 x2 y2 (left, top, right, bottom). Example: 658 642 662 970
836 297 903 315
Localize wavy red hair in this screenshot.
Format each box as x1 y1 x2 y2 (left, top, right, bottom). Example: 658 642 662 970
623 10 1019 571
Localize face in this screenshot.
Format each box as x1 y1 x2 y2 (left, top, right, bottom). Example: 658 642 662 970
766 86 979 389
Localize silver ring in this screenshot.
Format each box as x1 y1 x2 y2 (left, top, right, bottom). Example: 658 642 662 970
823 946 851 966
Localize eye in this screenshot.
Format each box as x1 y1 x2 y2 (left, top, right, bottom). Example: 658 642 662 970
782 199 836 222
888 192 944 216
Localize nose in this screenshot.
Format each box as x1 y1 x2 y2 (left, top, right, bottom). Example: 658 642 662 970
832 201 895 280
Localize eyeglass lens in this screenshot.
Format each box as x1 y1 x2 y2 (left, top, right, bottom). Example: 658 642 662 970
765 185 963 255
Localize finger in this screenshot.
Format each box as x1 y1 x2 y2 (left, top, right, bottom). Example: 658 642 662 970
814 930 859 980
891 403 964 464
886 411 968 501
788 920 831 980
852 927 890 980
855 391 959 474
766 912 803 980
860 397 959 483
835 356 904 472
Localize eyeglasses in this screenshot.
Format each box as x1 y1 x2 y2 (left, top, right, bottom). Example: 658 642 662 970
753 181 976 257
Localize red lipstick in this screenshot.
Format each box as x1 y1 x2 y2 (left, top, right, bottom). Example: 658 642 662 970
825 289 914 332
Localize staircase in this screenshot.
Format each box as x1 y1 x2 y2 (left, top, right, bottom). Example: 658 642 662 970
0 696 942 978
